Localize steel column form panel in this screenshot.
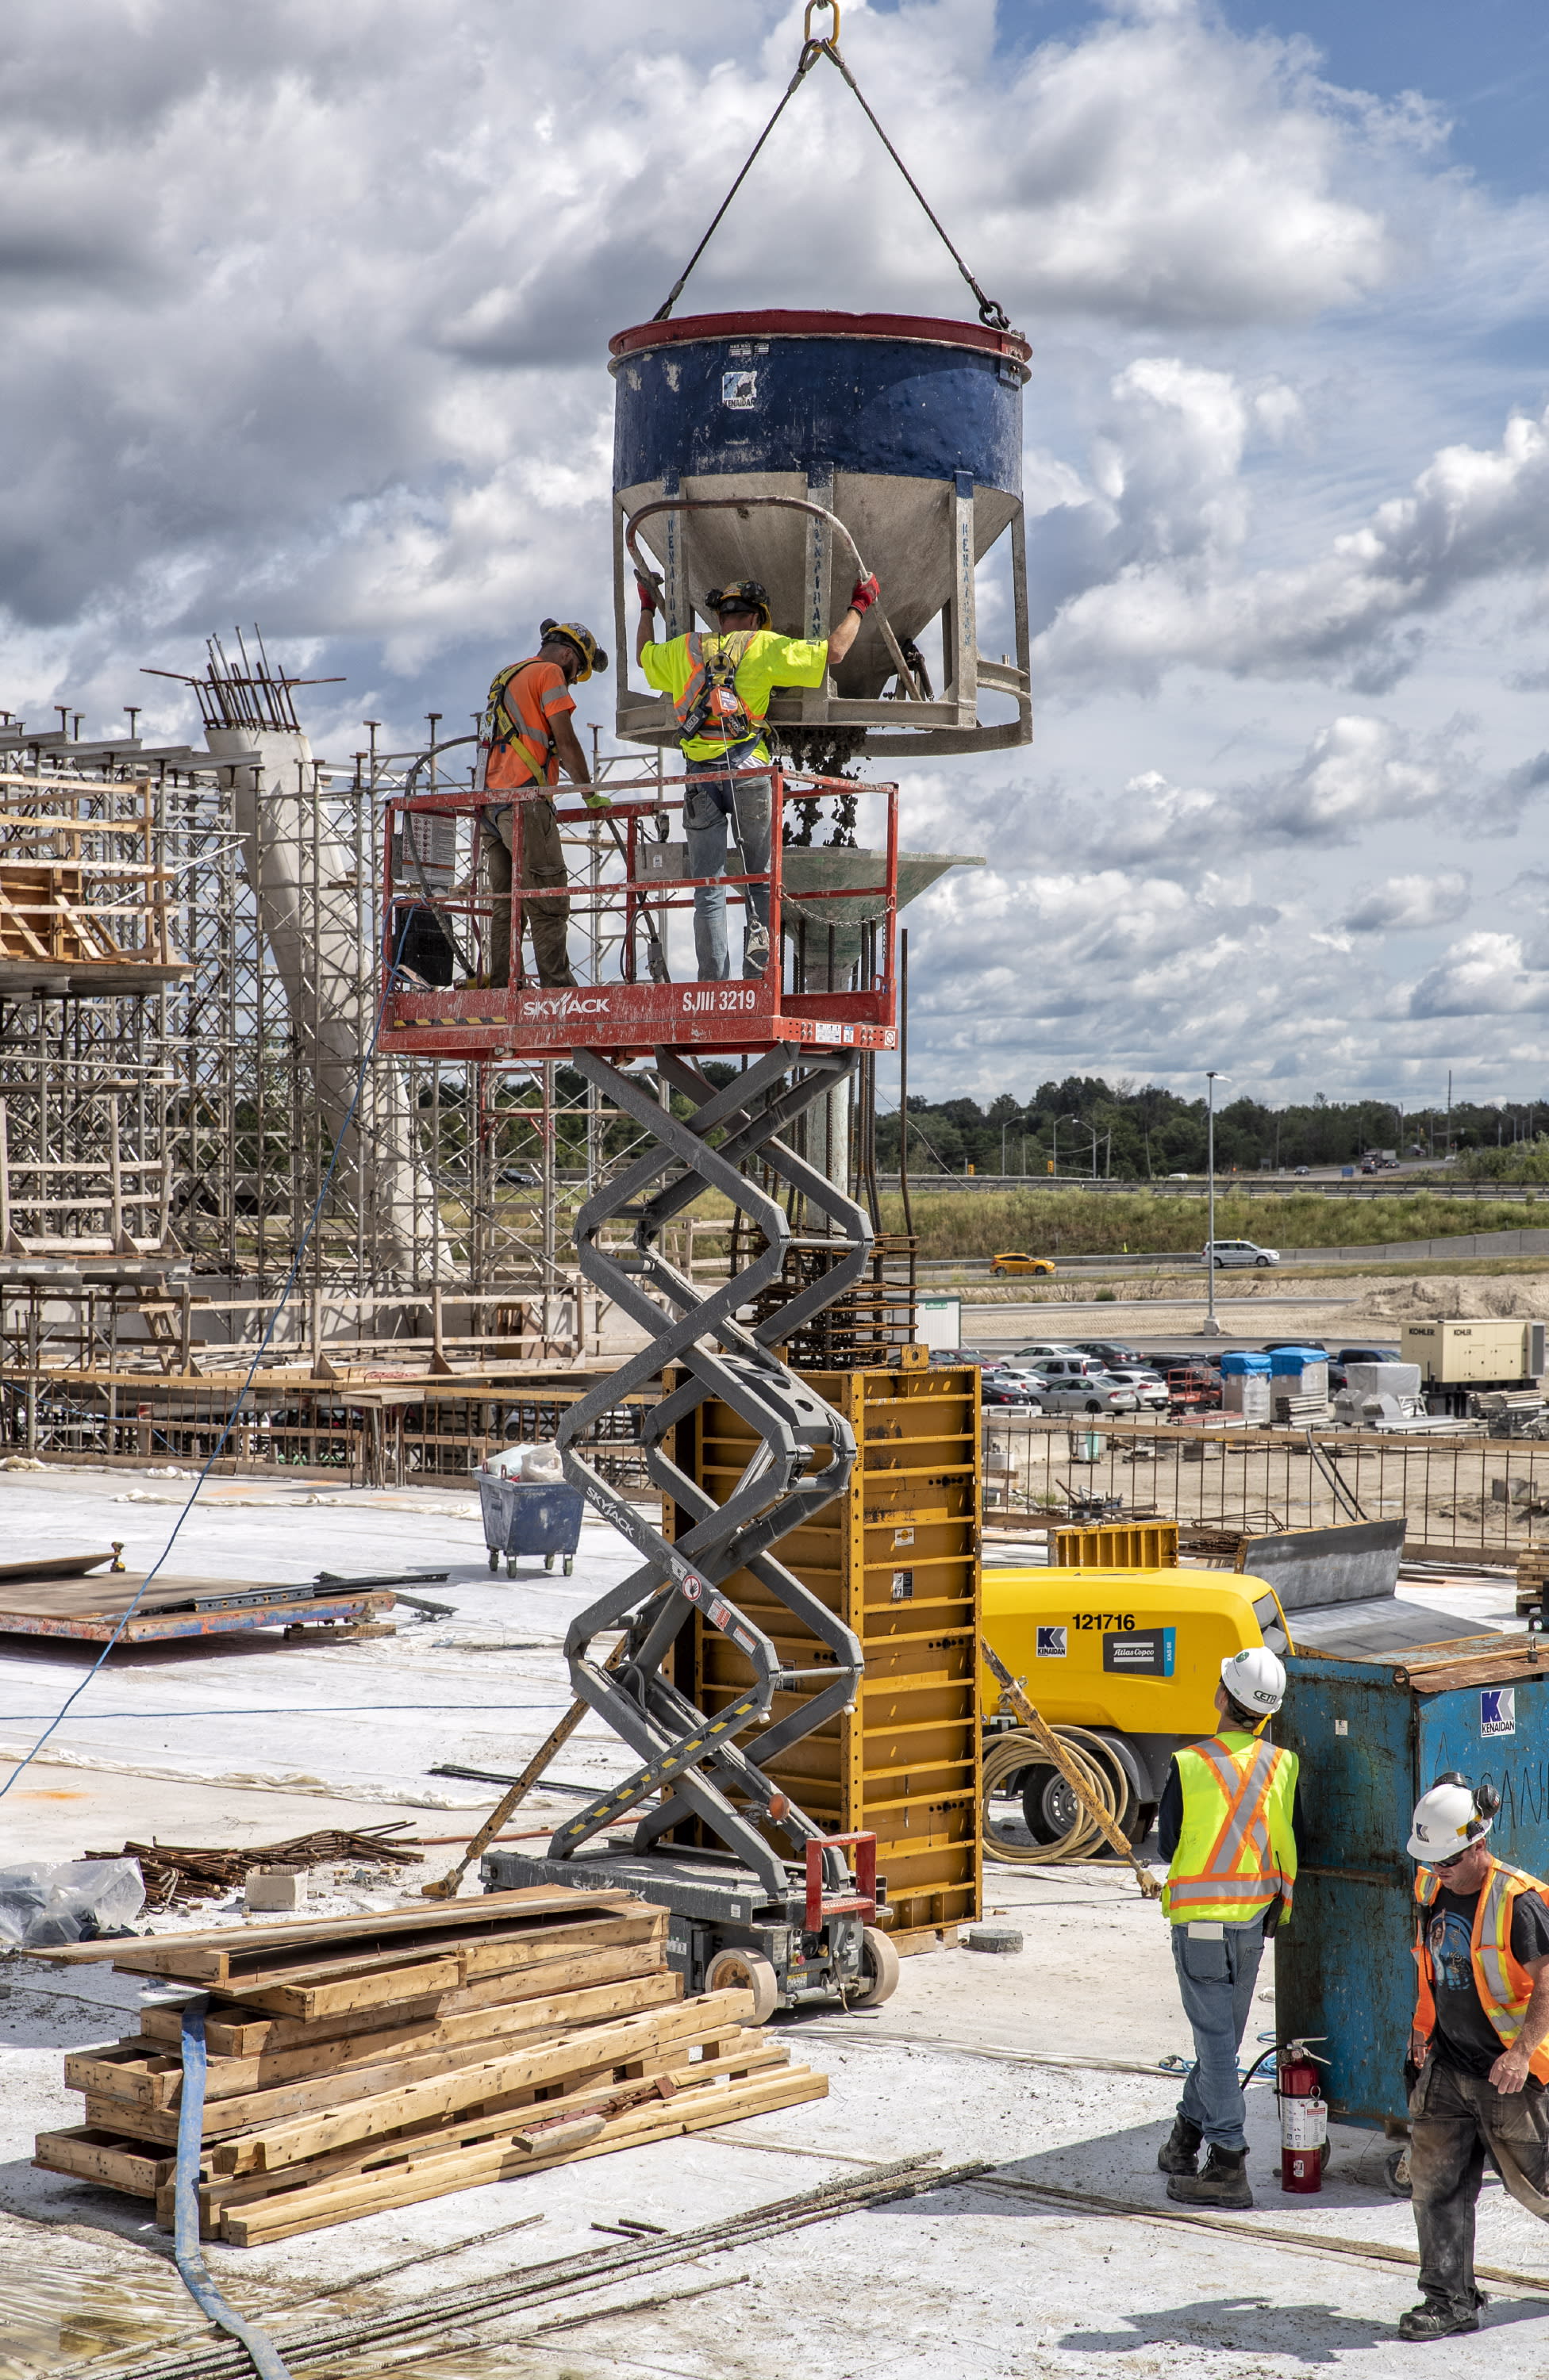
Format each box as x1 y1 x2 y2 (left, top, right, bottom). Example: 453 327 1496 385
673 1365 982 1942
1276 1653 1549 2127
550 1046 876 1900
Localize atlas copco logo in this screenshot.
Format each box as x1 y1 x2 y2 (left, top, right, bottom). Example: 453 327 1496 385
518 990 612 1021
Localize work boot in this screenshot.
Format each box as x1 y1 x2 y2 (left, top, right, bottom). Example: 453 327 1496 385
1397 2293 1485 2341
1156 2117 1203 2175
1167 2143 1252 2208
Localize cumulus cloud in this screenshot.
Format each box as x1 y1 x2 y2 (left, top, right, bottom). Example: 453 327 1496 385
1409 932 1549 1018
1341 870 1472 934
1038 392 1549 693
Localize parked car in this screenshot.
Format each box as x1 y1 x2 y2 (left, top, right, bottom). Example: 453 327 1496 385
1034 1371 1140 1416
1071 1341 1147 1370
1334 1345 1401 1365
1101 1368 1170 1411
498 1166 540 1188
1011 1342 1085 1367
980 1373 1046 1409
1203 1238 1280 1269
989 1251 1056 1277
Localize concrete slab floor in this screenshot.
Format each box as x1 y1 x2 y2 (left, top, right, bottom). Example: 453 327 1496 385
2 1470 1549 2375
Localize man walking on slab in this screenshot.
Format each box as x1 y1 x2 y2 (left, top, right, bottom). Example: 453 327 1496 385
1155 1645 1298 2209
1400 1774 1549 2341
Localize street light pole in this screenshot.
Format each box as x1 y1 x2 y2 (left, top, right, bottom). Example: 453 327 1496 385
1202 1070 1222 1338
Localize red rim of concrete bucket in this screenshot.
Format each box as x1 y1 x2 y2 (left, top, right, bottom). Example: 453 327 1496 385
609 309 1032 364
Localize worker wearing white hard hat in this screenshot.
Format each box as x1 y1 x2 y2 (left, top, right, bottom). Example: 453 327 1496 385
1154 1645 1298 2209
1400 1772 1549 2343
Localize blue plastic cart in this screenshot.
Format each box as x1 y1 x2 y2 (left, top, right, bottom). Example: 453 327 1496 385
478 1474 586 1577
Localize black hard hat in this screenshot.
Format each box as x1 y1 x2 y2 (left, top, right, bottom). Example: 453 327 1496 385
705 581 771 628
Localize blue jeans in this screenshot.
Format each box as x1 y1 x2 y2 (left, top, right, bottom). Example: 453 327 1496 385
683 739 772 982
1170 1914 1266 2150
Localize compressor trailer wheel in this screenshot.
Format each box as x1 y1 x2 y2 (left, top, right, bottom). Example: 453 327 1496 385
982 1725 1134 1866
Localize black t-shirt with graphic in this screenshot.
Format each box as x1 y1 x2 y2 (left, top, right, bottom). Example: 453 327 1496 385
1425 1883 1549 2083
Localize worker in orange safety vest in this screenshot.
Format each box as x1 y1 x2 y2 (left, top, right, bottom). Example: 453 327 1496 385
480 621 609 989
1400 1773 1549 2342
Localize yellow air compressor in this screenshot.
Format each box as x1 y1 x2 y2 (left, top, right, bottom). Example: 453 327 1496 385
980 1566 1289 1851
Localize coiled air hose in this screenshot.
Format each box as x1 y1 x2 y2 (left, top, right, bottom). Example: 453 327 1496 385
981 1724 1129 1867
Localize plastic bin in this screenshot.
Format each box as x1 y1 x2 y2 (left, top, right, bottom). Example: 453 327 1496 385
478 1474 586 1577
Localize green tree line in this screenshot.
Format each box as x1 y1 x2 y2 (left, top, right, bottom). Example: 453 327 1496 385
878 1077 1549 1181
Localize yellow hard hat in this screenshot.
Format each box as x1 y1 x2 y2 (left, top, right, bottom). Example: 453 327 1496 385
540 619 609 681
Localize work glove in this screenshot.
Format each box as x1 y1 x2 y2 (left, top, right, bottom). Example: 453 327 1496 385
582 789 613 812
848 571 880 616
633 570 659 616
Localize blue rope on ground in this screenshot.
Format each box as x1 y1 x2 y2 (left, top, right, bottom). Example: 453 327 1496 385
175 2000 294 2380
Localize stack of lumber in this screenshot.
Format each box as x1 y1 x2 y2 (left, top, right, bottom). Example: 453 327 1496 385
33 1886 824 2246
1517 1547 1549 1614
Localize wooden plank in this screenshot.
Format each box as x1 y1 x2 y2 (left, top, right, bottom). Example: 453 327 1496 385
82 1976 686 2141
183 1913 667 2004
183 1968 679 2102
136 1931 667 2059
187 2039 794 2225
233 1915 668 2021
32 2125 175 2198
53 1884 646 1978
209 1990 756 2176
233 1956 463 2021
219 2067 828 2244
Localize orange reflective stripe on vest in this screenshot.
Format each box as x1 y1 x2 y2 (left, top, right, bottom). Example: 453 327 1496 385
1413 1857 1549 2082
1163 1731 1297 1924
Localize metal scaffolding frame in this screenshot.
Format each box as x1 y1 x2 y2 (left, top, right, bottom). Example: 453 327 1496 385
0 664 645 1407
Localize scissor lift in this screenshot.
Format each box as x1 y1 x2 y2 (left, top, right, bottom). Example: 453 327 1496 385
381 765 902 2011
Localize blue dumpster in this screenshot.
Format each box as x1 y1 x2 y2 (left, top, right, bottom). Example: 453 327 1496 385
1274 1632 1549 2127
478 1475 586 1579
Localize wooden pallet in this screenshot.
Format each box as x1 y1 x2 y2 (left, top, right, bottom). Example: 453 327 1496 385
34 1886 828 2242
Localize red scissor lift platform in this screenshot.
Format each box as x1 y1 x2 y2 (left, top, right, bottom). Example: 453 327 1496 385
379 761 902 2014
379 763 898 1060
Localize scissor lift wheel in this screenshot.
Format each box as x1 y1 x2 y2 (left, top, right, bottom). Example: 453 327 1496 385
851 1925 901 2006
703 1945 781 2022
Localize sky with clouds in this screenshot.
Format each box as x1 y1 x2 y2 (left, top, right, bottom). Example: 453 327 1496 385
4 0 1549 1111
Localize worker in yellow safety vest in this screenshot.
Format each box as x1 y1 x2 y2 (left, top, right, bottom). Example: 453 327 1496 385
1155 1645 1298 2209
1400 1773 1549 2342
632 572 876 981
480 621 609 989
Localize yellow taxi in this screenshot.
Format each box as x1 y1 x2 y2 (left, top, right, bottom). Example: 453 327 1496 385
990 1251 1056 1276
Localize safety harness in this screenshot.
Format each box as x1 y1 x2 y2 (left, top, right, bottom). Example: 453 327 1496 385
675 631 758 746
482 658 553 787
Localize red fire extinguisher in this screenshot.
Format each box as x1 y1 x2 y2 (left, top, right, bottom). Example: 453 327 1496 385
1276 2037 1328 2194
